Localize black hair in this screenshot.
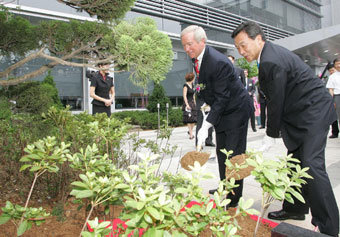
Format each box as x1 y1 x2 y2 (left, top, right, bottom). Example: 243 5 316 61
231 21 266 41
333 58 340 64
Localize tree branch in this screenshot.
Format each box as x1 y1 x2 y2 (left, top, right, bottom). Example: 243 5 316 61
0 48 45 78
0 45 125 86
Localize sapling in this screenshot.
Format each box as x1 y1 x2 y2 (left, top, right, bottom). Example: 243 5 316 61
246 152 313 237
68 144 130 237
0 136 70 236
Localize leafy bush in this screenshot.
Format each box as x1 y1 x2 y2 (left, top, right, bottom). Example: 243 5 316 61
112 108 183 129
1 72 62 115
15 84 55 114
0 113 55 162
168 107 183 127
0 95 12 119
147 83 172 113
41 71 63 109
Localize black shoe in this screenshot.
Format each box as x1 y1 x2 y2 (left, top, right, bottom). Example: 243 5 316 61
208 189 218 195
267 210 305 221
205 142 215 147
252 128 257 132
329 134 338 139
259 126 265 129
225 203 238 210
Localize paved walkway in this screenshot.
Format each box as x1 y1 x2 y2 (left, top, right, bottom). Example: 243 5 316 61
137 123 340 234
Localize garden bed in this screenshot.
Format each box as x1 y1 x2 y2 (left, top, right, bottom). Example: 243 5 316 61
0 199 275 236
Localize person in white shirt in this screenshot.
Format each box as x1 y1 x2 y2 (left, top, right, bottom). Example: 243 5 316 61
326 58 340 132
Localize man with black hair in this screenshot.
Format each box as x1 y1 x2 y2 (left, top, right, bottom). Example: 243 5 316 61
326 63 339 138
232 21 339 236
326 59 340 140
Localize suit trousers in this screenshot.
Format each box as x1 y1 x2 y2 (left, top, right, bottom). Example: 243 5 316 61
215 121 248 206
249 96 256 130
260 100 267 127
282 128 339 236
331 120 339 136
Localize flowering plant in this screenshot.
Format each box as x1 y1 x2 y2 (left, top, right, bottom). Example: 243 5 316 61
195 83 205 93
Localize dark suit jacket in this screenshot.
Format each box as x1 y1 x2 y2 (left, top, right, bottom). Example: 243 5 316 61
259 41 336 150
258 86 266 103
198 46 253 133
235 66 246 85
244 77 256 97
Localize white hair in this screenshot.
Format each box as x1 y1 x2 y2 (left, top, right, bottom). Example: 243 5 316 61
181 25 207 43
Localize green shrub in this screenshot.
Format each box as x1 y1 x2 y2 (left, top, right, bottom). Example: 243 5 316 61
42 71 63 108
1 72 62 115
168 107 183 127
0 95 12 119
147 83 172 113
0 113 55 161
16 83 55 114
112 108 183 129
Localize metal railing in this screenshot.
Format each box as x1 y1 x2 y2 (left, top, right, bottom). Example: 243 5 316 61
132 0 295 41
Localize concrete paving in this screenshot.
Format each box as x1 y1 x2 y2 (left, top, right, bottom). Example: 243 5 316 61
136 123 340 235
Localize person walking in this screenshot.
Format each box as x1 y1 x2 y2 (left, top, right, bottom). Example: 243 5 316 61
232 21 339 236
181 25 253 207
182 72 197 140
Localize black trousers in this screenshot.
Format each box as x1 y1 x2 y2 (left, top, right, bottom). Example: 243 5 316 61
331 120 339 136
215 121 248 206
282 128 339 236
249 96 256 130
260 100 267 127
92 104 111 117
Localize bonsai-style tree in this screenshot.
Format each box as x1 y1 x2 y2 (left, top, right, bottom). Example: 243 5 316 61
0 1 173 89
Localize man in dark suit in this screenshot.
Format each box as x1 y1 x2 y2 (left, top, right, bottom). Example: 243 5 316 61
181 25 253 207
244 69 257 132
258 86 267 129
232 21 339 236
228 55 245 85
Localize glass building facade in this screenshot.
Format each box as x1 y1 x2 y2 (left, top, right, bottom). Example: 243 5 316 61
1 0 322 111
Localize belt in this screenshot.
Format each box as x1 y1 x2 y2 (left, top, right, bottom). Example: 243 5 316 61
334 94 340 96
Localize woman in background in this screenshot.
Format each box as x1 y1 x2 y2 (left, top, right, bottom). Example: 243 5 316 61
88 63 114 117
182 73 197 139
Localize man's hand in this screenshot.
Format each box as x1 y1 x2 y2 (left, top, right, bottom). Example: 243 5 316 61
258 135 276 152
